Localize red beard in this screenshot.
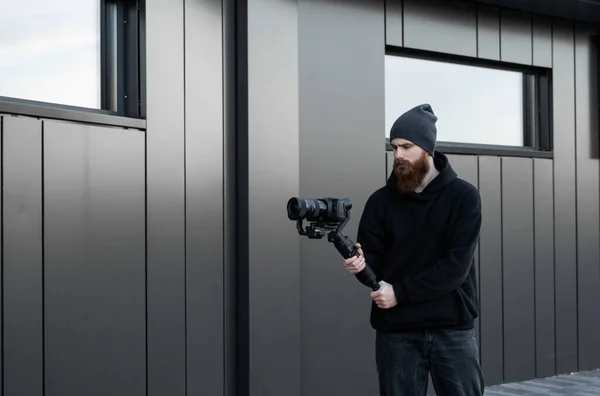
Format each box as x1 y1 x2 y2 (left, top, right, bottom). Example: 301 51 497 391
393 151 430 194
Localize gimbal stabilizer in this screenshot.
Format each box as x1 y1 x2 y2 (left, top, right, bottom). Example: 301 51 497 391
286 197 380 291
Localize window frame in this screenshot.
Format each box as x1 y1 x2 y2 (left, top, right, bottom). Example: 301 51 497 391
384 47 553 159
0 0 145 129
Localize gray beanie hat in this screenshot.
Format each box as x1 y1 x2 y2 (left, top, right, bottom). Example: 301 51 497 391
389 104 438 155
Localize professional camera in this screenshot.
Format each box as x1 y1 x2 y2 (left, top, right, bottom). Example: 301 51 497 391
286 197 380 291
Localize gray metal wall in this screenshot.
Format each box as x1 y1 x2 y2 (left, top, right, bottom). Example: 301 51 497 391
0 0 227 395
1 116 147 396
145 0 226 395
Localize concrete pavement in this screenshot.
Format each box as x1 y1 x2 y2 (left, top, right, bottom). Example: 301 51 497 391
485 370 600 396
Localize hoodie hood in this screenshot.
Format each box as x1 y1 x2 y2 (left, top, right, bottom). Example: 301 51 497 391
386 151 457 201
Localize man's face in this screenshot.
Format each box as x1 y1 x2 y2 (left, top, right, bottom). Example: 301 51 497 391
390 138 430 194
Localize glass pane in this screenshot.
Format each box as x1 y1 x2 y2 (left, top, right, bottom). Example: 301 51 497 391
385 55 525 147
0 1 101 109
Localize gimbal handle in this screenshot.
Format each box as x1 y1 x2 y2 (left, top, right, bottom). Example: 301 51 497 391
329 231 380 291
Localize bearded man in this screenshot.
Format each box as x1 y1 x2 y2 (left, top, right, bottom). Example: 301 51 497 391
343 104 484 396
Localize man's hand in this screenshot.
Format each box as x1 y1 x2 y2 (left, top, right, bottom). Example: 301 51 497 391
371 281 397 309
342 243 366 274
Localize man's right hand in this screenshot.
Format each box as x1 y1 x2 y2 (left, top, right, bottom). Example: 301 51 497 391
343 243 366 274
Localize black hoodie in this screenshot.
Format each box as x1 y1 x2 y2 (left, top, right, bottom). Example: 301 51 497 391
356 152 481 332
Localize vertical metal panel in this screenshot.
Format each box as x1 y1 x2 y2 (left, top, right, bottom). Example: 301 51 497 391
552 20 579 374
236 1 250 392
2 116 43 396
246 0 301 395
0 117 3 396
298 0 384 394
385 0 403 46
223 0 237 395
533 158 556 378
145 0 186 394
446 154 480 391
477 4 500 60
575 22 600 372
477 156 503 386
533 15 552 68
403 0 477 57
446 155 480 343
500 9 532 65
43 121 146 396
427 375 434 396
447 155 479 191
501 157 535 382
184 0 224 394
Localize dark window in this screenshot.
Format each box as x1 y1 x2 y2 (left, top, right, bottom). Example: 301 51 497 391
385 51 552 156
0 0 142 119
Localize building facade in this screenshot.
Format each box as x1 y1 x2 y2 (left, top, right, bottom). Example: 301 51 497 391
0 0 599 395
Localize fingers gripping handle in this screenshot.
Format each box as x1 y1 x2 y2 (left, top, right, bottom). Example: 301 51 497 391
331 232 380 291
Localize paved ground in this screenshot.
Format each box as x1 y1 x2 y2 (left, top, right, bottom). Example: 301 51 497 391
485 370 600 395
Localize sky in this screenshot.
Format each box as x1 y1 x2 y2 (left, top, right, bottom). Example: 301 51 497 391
385 55 524 147
0 1 101 109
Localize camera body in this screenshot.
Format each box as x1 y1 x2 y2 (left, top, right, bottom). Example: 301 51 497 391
286 196 380 291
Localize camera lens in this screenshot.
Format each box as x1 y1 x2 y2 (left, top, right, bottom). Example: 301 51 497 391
304 199 320 219
287 197 306 220
287 197 326 221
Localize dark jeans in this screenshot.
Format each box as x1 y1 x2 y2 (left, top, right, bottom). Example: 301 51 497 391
375 328 484 396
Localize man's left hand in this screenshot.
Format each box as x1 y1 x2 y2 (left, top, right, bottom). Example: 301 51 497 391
370 281 398 309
